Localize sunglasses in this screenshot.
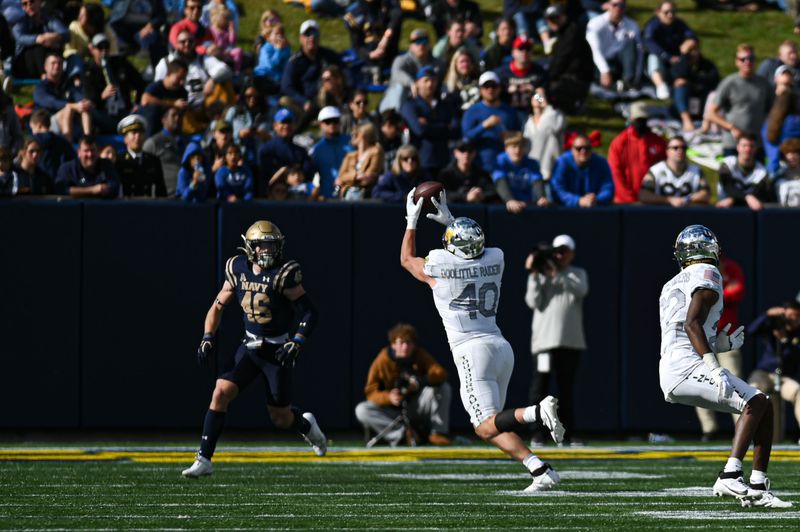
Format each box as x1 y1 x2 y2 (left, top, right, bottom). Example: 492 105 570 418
352 100 367 106
322 119 340 125
482 82 499 89
412 38 429 45
573 145 592 152
177 39 194 44
737 55 755 62
668 145 686 151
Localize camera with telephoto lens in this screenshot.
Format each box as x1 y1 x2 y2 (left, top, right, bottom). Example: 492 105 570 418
528 241 557 274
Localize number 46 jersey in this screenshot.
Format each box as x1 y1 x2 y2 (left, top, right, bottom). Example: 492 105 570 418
424 248 504 349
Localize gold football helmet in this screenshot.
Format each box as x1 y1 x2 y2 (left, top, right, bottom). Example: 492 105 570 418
241 220 284 268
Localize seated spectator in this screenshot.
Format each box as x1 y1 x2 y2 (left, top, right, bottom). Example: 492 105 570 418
343 0 402 76
551 133 614 207
643 1 695 100
0 89 23 154
55 136 120 198
254 9 281 55
116 114 167 198
536 0 587 53
141 60 190 135
757 40 800 90
341 90 377 137
176 142 210 202
215 144 253 202
492 131 547 213
99 144 118 164
11 0 68 78
208 4 242 73
639 136 710 207
378 109 404 174
225 84 271 160
167 0 211 55
28 109 75 181
268 164 311 201
502 0 539 42
205 120 234 179
201 0 240 35
496 36 547 118
254 23 289 96
523 90 566 181
383 28 440 113
544 6 594 115
355 323 452 447
0 13 13 68
108 0 166 68
586 0 643 91
316 65 351 111
401 66 460 176
143 106 184 197
772 138 800 207
336 122 384 200
763 66 800 173
0 147 18 196
433 17 480 68
431 0 483 42
442 47 480 116
64 3 119 67
716 133 771 210
310 106 352 200
608 102 667 204
82 34 145 134
481 17 515 72
671 37 719 133
462 71 522 172
33 53 90 142
13 138 52 195
439 138 498 204
373 144 427 202
258 108 317 197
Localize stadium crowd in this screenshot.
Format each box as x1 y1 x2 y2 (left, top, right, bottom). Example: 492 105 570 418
1 0 800 210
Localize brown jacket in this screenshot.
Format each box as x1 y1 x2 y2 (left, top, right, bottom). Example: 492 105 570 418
364 347 448 407
336 144 384 197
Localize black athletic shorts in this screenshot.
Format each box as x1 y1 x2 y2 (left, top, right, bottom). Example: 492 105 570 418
219 343 293 407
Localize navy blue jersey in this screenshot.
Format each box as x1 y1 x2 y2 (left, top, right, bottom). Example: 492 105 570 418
224 254 302 338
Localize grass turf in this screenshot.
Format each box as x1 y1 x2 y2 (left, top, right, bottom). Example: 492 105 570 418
2 443 800 529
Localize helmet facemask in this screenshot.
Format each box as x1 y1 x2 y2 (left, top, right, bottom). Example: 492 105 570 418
442 217 485 259
240 220 284 268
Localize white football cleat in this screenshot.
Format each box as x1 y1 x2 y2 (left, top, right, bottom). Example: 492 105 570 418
741 479 793 508
524 463 560 493
539 396 566 445
302 412 327 456
182 455 213 478
712 472 762 501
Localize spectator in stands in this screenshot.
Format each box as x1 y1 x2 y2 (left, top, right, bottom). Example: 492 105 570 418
438 138 498 204
201 0 240 35
492 131 547 213
13 138 51 195
639 136 710 206
33 53 90 143
55 136 120 198
373 144 426 202
316 65 350 111
608 101 667 204
116 114 167 198
11 0 68 78
205 120 233 179
254 9 281 55
176 141 210 202
0 146 19 196
82 34 145 134
208 4 242 73
167 0 211 55
384 28 439 112
401 66 460 176
524 90 566 181
544 5 594 115
550 133 614 207
0 89 22 154
99 144 118 164
108 0 166 68
496 36 547 118
64 3 119 67
0 14 14 69
433 17 481 68
757 40 800 90
716 133 771 210
215 144 253 202
642 1 695 101
341 90 377 137
431 0 483 41
378 109 404 174
258 108 317 197
442 47 480 116
141 60 190 136
773 137 800 206
502 0 541 42
143 106 183 197
671 37 719 133
268 164 312 201
707 43 771 156
281 20 344 129
310 106 352 199
355 322 452 447
29 109 75 181
224 85 270 166
336 122 384 200
585 0 643 91
462 71 521 172
343 0 403 75
763 66 800 173
537 0 587 54
481 17 515 72
254 23 289 96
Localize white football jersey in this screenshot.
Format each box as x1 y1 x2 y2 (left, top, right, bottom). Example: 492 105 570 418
423 247 504 349
658 262 723 392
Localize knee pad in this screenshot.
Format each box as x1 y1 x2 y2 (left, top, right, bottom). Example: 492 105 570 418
494 409 523 434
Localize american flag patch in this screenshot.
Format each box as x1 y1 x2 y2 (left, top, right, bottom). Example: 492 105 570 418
704 269 721 283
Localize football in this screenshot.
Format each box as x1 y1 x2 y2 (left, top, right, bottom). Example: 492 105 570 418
413 181 445 213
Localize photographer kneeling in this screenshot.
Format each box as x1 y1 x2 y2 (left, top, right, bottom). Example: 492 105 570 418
525 235 589 446
355 323 453 446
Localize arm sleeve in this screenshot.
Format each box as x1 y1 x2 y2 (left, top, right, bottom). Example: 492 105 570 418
562 267 589 298
280 58 308 105
13 20 39 48
416 349 448 386
494 176 514 202
364 354 393 406
550 159 580 207
594 159 616 204
291 293 317 339
585 21 610 74
33 84 67 112
718 164 744 201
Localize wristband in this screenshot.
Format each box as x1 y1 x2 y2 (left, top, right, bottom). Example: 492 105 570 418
702 352 720 370
291 335 305 344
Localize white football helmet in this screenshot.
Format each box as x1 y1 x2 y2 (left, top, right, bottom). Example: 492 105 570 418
443 217 485 259
241 220 284 268
674 224 720 268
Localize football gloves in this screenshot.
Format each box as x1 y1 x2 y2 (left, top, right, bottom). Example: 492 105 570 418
427 190 455 226
275 337 304 368
716 323 745 353
702 352 734 400
405 188 424 230
197 334 215 367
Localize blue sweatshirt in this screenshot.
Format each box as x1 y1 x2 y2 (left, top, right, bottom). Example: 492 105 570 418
215 164 254 201
255 42 291 81
461 100 521 172
491 152 543 202
550 151 614 207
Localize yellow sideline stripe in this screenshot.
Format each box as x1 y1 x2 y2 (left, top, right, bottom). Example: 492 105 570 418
2 448 800 463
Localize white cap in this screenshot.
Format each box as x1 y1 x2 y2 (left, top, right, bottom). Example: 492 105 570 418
317 106 342 122
552 234 576 251
479 71 500 86
300 19 320 35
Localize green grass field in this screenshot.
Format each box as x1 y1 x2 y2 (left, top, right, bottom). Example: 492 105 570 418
3 442 800 529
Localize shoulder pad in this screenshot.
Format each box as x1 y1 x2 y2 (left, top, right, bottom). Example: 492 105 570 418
225 255 245 287
275 260 303 292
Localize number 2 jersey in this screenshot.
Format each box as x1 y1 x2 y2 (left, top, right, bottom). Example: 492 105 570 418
224 255 302 339
658 262 723 393
423 248 504 350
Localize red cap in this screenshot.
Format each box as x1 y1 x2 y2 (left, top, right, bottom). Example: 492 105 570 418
513 36 532 50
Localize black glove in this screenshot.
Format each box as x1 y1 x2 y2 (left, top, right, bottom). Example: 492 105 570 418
197 334 215 367
274 338 303 368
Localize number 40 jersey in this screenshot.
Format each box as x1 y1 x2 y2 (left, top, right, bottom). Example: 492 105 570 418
423 248 504 350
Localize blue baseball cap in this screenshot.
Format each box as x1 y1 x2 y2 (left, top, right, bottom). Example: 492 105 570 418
274 108 294 123
416 65 436 80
